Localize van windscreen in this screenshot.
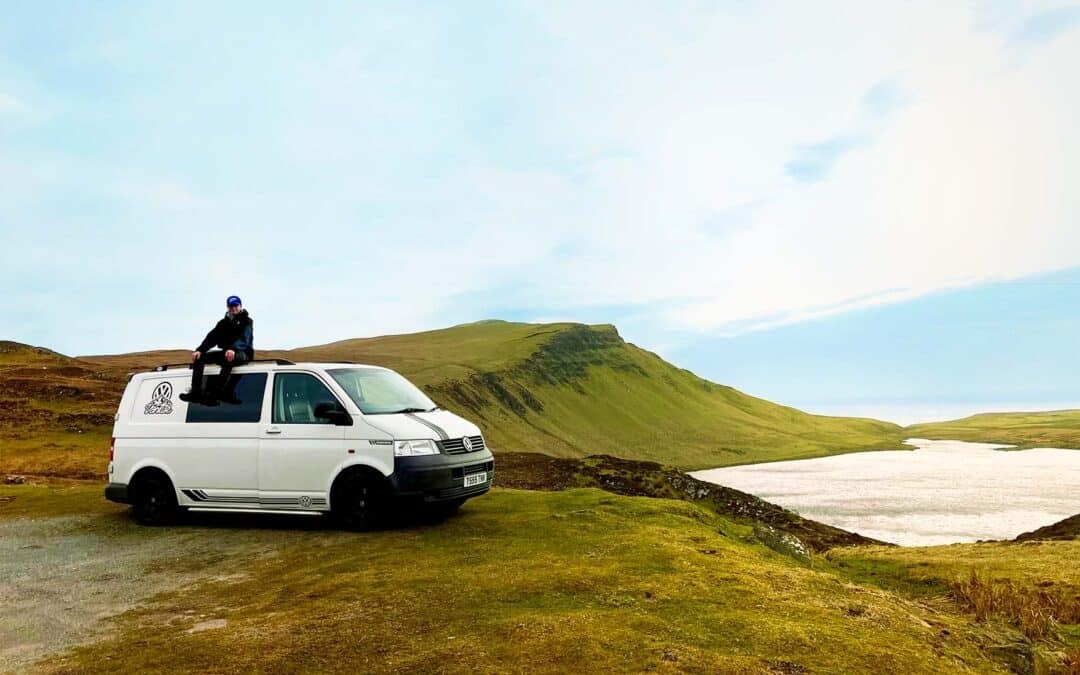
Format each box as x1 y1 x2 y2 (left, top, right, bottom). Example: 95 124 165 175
327 368 436 415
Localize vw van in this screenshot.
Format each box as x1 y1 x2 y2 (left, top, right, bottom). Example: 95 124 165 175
104 359 493 528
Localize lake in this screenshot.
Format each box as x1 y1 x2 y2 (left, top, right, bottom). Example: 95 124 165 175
691 439 1080 546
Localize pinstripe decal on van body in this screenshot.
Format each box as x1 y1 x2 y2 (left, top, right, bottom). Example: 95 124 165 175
404 412 450 440
181 489 326 507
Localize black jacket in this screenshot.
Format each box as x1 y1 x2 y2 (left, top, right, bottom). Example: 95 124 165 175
196 310 254 359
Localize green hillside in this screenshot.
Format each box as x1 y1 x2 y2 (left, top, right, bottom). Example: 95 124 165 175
907 410 1080 449
84 320 906 470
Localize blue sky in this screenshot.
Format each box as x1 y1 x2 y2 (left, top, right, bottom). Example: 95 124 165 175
2 2 1078 422
672 267 1080 423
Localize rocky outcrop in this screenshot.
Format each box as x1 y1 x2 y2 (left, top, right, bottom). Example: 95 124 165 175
494 452 886 553
1014 513 1080 542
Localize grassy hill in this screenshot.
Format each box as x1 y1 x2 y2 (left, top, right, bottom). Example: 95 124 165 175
22 319 1080 480
77 320 905 472
907 410 1080 449
0 341 126 478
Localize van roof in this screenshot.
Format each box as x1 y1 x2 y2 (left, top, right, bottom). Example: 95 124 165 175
131 361 386 379
148 358 297 372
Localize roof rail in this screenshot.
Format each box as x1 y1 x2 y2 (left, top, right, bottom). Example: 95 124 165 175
152 358 295 372
152 363 192 372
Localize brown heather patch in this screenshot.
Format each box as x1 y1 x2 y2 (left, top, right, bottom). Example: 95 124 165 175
950 570 1080 641
1063 646 1080 674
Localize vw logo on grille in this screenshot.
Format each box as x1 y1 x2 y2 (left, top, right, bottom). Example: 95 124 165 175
298 495 312 508
461 436 473 451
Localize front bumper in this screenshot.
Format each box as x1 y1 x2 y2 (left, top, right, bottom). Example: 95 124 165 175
390 449 494 502
105 483 130 504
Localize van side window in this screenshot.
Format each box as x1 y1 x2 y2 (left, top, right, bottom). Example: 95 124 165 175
185 373 268 423
273 373 344 425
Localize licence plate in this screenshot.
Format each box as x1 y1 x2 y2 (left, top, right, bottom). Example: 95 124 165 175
463 472 487 488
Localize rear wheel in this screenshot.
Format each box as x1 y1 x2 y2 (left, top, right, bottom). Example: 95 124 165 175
332 472 390 531
130 472 179 526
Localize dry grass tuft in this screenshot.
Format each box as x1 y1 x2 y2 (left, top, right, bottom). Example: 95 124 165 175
950 570 1080 640
1063 646 1080 674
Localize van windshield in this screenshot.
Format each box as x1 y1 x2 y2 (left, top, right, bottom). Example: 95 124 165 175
327 368 437 415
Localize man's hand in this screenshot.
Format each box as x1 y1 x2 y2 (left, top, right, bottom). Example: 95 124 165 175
192 351 201 362
225 349 235 363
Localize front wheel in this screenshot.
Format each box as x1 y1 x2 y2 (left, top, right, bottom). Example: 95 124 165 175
332 473 389 531
131 473 179 526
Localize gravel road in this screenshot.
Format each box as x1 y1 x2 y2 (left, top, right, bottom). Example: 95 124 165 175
0 510 326 672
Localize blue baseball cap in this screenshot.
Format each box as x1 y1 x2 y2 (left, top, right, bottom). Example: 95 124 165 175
226 295 242 307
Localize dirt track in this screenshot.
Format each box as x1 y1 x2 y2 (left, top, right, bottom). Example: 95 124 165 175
0 509 325 672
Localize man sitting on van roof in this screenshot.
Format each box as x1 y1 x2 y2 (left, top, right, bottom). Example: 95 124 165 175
179 295 254 405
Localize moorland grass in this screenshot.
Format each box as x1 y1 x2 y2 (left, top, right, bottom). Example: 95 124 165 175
37 487 1019 674
0 479 121 521
828 541 1080 654
907 410 1080 450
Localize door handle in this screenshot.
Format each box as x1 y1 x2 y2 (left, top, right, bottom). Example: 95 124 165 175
265 427 282 435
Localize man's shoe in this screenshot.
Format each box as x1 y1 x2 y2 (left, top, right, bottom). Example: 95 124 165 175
201 395 220 407
179 391 202 404
219 393 242 405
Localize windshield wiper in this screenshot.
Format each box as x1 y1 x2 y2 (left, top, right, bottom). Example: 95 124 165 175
372 407 438 415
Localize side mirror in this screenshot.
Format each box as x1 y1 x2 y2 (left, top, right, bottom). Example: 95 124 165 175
314 401 352 426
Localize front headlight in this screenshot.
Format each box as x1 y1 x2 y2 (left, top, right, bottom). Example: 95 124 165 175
394 439 440 456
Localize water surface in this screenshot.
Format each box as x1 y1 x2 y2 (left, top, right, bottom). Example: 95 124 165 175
691 439 1080 546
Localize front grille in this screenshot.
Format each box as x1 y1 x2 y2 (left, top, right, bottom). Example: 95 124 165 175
438 435 485 454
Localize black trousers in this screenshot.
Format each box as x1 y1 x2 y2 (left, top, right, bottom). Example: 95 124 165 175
190 350 249 395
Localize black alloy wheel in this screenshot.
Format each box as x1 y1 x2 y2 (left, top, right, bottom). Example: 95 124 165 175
132 474 179 526
335 473 388 531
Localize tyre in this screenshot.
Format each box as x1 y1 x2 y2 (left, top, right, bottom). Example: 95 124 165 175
332 472 389 531
130 471 179 526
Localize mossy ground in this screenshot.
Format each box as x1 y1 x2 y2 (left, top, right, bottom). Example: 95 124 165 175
828 541 1080 667
4 478 1078 671
1 485 1024 674
0 478 122 521
0 431 110 480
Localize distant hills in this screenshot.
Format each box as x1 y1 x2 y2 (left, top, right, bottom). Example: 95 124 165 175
82 320 907 469
5 320 1077 481
0 341 126 478
1 321 903 477
908 409 1080 449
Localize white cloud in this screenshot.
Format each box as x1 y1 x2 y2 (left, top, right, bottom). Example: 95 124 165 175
2 1 1078 354
493 1 1080 336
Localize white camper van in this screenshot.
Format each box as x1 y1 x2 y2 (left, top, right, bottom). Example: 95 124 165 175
105 359 493 528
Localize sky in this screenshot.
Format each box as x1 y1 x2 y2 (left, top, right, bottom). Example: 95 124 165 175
2 1 1078 422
